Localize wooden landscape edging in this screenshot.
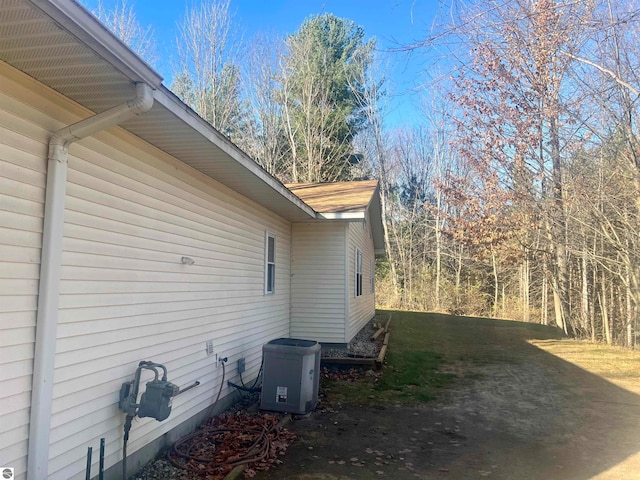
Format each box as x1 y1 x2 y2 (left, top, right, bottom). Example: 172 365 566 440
384 315 392 332
371 326 385 341
375 331 391 369
320 356 377 367
321 316 392 370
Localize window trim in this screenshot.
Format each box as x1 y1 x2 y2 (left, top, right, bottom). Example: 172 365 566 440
265 231 276 295
370 258 375 294
355 247 363 297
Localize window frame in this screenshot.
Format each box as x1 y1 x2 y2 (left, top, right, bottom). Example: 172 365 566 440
370 259 375 294
265 231 276 295
355 247 363 297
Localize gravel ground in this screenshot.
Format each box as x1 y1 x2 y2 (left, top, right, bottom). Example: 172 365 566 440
321 318 384 359
132 459 185 480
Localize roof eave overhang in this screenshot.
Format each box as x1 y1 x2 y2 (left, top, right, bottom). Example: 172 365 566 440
152 89 316 221
28 0 163 88
312 184 386 256
15 0 316 222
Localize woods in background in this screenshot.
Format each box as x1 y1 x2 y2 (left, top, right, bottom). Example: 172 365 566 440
93 0 640 348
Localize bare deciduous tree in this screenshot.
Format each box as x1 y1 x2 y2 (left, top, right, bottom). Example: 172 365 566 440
93 0 156 65
172 0 245 139
240 32 290 176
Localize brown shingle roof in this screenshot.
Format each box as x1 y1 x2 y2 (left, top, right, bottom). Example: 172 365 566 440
286 180 379 214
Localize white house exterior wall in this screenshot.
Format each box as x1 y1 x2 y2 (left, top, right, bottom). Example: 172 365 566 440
0 62 291 480
290 222 347 343
0 64 49 480
348 215 376 342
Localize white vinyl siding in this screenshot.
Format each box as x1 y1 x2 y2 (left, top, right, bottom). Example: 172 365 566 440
1 62 292 480
348 216 376 342
0 62 50 480
291 222 347 343
49 136 291 480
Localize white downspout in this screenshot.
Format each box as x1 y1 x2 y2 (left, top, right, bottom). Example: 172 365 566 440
27 83 154 480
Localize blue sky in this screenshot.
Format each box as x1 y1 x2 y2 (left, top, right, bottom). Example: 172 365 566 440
80 0 445 126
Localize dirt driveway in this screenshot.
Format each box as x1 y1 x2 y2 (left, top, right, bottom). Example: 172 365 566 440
255 316 640 480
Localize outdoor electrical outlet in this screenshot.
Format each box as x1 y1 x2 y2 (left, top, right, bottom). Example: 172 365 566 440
205 340 214 356
237 358 246 374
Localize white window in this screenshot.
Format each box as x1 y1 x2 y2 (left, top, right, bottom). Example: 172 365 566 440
370 259 375 294
265 232 275 294
355 248 363 297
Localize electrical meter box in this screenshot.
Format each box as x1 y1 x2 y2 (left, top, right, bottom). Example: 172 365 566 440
260 338 321 414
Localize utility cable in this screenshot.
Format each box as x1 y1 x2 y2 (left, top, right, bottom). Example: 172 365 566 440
208 358 227 419
122 415 133 480
232 358 264 394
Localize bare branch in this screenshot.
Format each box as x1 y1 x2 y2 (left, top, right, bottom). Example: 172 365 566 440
561 50 640 96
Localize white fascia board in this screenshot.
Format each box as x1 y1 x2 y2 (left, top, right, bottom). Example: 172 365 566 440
321 209 385 255
317 212 366 220
153 87 317 220
28 0 163 88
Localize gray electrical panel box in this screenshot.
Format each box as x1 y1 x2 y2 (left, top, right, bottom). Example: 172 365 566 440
260 338 321 415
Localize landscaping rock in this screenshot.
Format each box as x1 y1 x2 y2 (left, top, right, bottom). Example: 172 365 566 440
321 319 382 359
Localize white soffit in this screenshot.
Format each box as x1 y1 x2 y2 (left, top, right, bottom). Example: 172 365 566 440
1 0 145 111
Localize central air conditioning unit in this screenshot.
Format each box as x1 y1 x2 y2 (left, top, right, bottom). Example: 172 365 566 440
260 338 321 415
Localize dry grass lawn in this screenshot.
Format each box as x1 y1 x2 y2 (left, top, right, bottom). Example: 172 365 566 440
531 339 640 392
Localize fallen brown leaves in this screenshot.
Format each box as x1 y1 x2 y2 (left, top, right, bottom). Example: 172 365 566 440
167 411 296 479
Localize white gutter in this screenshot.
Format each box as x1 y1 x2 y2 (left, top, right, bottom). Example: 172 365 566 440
27 83 154 480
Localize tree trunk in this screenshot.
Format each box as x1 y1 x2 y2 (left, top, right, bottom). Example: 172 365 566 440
376 159 398 295
581 251 589 335
455 245 463 310
610 282 615 344
549 113 572 335
541 261 548 326
492 252 499 315
601 271 612 345
591 229 598 342
552 288 565 333
434 192 443 311
626 278 633 348
521 254 530 323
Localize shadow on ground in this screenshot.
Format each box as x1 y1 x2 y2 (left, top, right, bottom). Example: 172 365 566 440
255 311 640 480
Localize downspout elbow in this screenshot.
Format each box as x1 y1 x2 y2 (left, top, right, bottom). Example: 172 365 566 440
47 82 154 162
127 82 154 114
48 131 74 163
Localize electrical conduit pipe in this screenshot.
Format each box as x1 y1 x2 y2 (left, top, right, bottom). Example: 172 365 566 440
27 83 154 480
